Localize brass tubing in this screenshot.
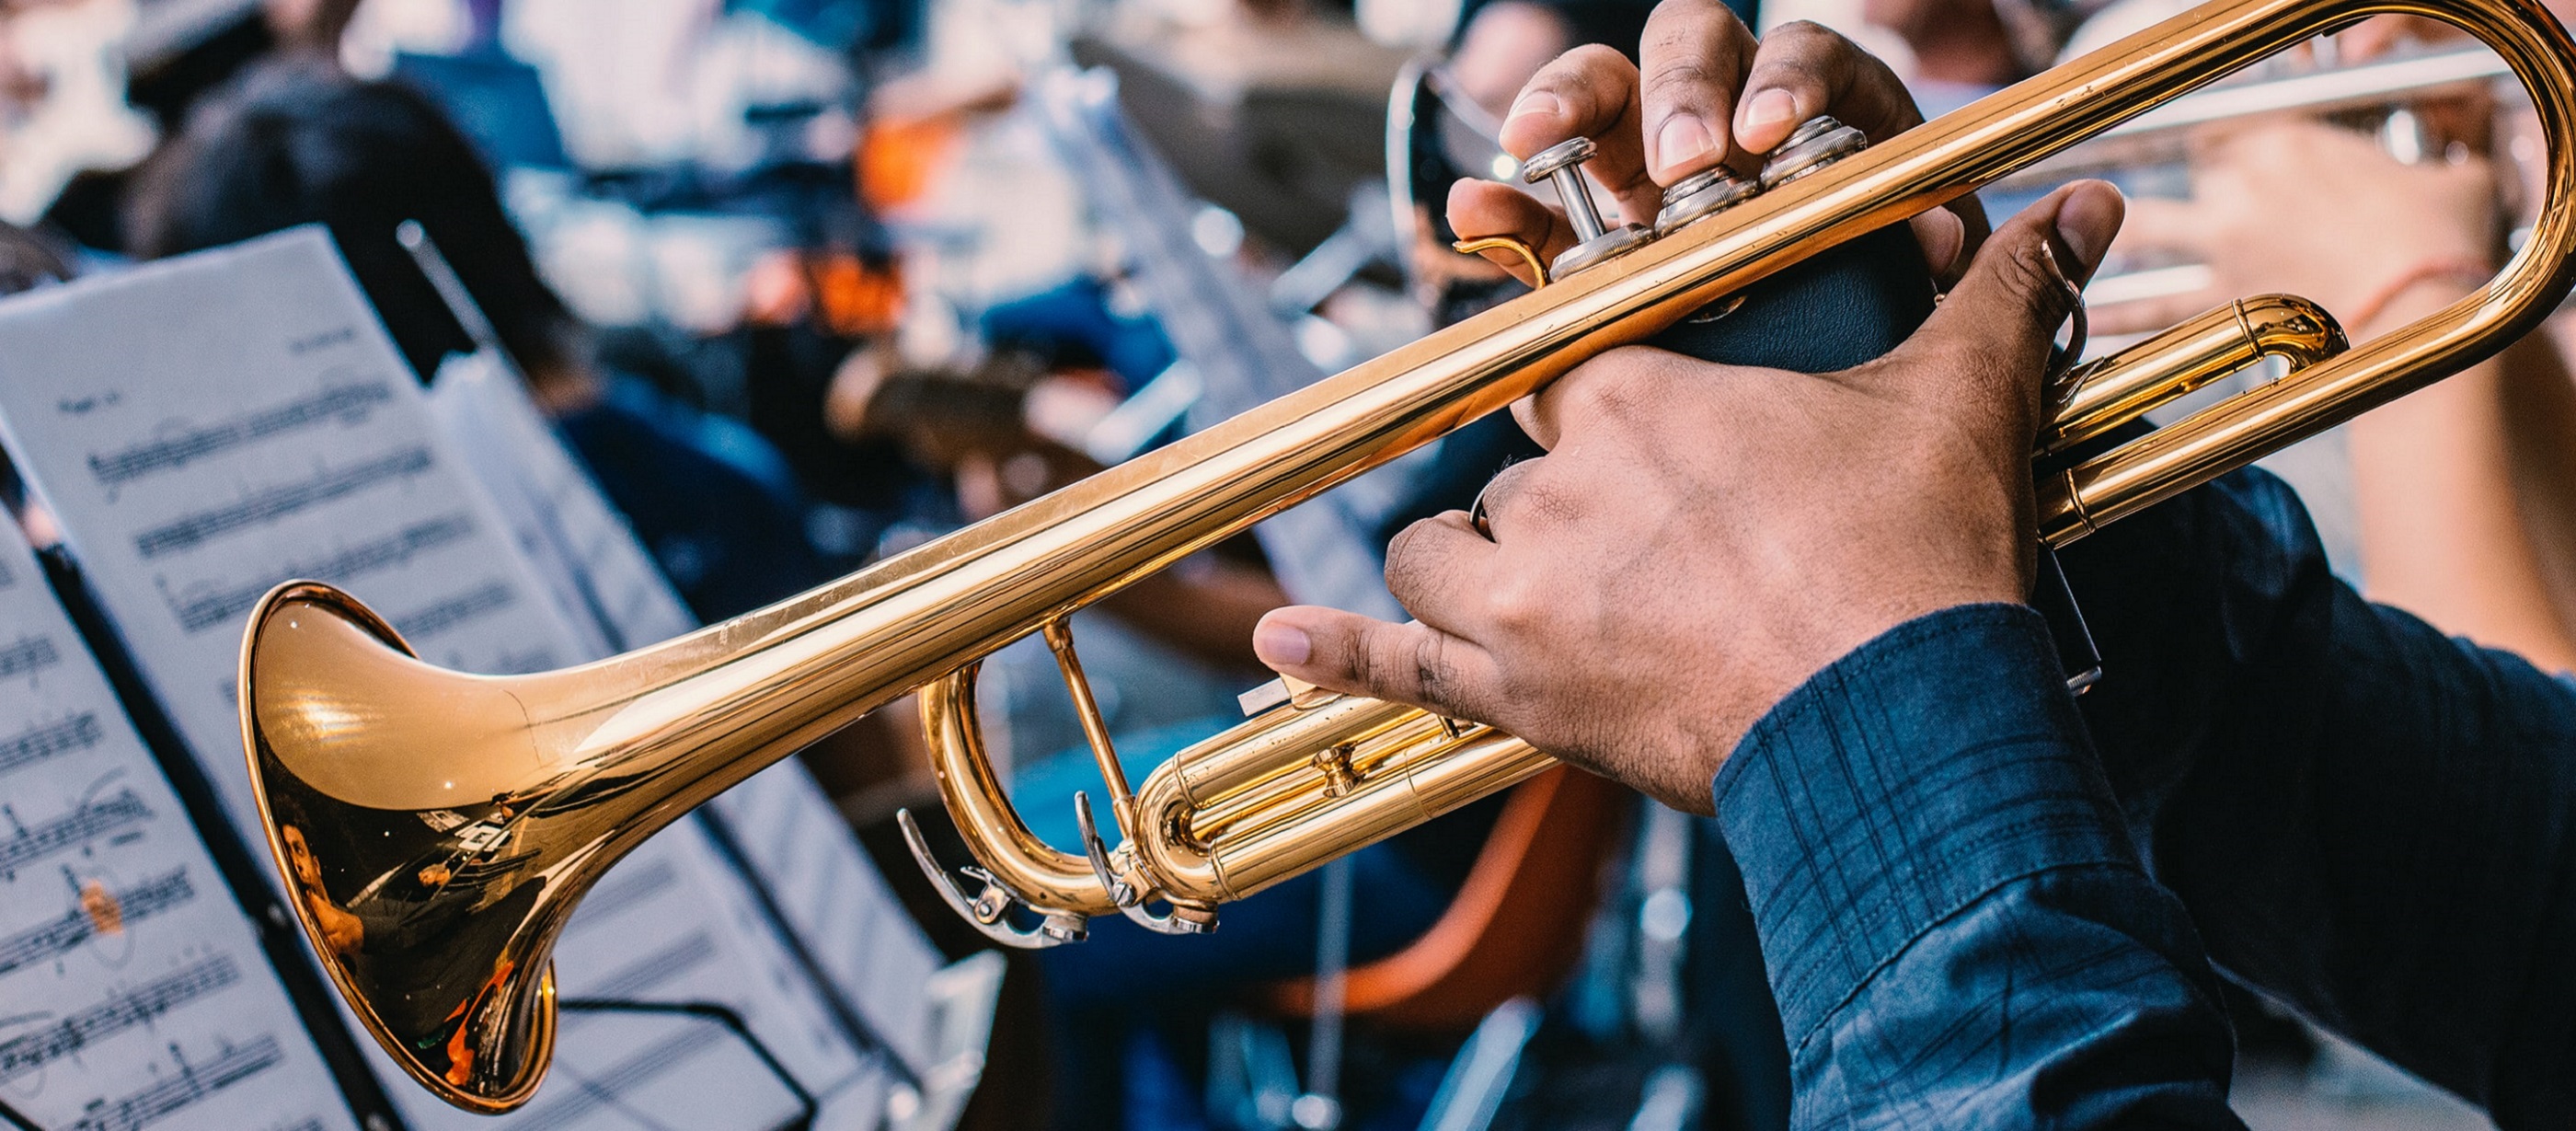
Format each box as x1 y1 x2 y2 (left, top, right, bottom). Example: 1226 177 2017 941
239 0 2576 1113
2037 5 2576 541
2042 295 2346 454
916 665 1116 914
1131 719 1555 903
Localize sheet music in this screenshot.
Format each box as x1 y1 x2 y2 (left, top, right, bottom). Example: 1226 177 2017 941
0 513 356 1131
423 350 695 657
426 346 949 1081
0 229 888 1129
1032 68 1411 622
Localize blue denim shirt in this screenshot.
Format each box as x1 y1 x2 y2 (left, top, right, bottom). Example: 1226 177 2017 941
1716 467 2576 1128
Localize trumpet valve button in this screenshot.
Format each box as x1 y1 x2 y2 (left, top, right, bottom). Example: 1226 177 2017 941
1517 135 1597 182
1655 167 1760 236
1551 225 1653 279
1760 116 1869 189
1516 134 1656 278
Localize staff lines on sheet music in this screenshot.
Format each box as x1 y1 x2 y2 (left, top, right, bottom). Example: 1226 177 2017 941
566 932 719 1010
0 637 62 680
515 1020 734 1131
390 580 515 643
63 1033 284 1131
564 857 678 929
157 514 477 634
0 869 195 978
0 713 104 779
0 790 150 876
86 379 395 487
130 447 433 560
0 955 241 1082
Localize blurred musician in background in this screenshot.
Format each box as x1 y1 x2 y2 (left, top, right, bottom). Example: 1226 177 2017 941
4 0 362 250
2101 17 2576 675
1255 6 2576 1126
124 59 834 621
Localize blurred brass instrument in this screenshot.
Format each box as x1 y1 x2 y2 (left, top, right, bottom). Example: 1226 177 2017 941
240 0 2576 1113
2007 39 2515 185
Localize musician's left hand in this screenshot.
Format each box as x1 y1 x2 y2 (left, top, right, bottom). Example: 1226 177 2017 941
1251 181 2122 814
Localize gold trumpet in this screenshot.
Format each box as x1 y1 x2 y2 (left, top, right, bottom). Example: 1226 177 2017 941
240 0 2576 1113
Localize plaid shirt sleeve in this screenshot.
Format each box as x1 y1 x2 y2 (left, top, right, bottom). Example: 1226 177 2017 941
2063 466 2576 1127
1713 603 2244 1130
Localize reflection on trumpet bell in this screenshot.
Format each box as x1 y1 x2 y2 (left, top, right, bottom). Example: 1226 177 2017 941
241 583 565 1113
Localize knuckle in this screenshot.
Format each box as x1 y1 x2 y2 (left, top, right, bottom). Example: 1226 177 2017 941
1409 632 1454 702
1546 44 1631 94
1769 18 1834 43
1560 358 1653 423
1994 237 2073 316
1642 57 1722 97
1764 20 1845 64
1487 572 1549 632
1514 472 1588 529
1391 523 1453 574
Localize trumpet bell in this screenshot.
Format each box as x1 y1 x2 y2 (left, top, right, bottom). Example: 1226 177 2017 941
240 582 566 1113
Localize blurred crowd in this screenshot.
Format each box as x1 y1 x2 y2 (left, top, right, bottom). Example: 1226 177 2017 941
4 0 2572 1127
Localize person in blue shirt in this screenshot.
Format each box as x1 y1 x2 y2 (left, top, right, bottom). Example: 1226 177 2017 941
124 59 833 621
1246 7 2576 1126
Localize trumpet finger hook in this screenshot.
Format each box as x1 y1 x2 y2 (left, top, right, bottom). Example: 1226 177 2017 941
1075 791 1216 937
898 809 1087 949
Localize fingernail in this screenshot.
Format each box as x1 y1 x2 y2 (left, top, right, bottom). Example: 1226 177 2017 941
1654 114 1716 177
1742 88 1798 133
2053 183 2124 273
1506 90 1563 127
1254 620 1311 666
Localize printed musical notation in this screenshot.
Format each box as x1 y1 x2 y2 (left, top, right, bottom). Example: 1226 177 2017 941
0 229 592 837
425 350 696 658
63 1033 284 1131
0 713 105 777
86 378 392 487
0 957 241 1082
0 229 912 1130
0 789 150 876
0 869 192 978
0 636 61 679
157 514 476 634
130 447 433 560
0 514 351 1130
430 345 951 1101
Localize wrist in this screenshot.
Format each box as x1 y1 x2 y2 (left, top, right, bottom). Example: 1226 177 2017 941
2343 255 2493 332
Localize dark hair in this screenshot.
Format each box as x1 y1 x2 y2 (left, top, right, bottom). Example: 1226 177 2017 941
0 223 72 296
1455 0 1664 61
127 59 577 383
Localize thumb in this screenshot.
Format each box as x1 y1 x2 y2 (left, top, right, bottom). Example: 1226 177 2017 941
1253 607 1500 721
1883 180 2125 411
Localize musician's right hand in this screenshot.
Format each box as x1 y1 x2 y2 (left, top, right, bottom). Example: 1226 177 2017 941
1448 1 1988 290
1255 180 2122 813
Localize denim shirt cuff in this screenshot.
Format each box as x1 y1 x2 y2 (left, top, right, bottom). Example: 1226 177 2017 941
1712 603 2142 1054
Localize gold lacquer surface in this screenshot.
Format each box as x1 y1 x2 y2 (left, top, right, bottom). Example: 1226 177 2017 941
241 0 2576 1112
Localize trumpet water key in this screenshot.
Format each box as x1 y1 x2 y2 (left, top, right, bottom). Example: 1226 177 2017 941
241 0 2576 1113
